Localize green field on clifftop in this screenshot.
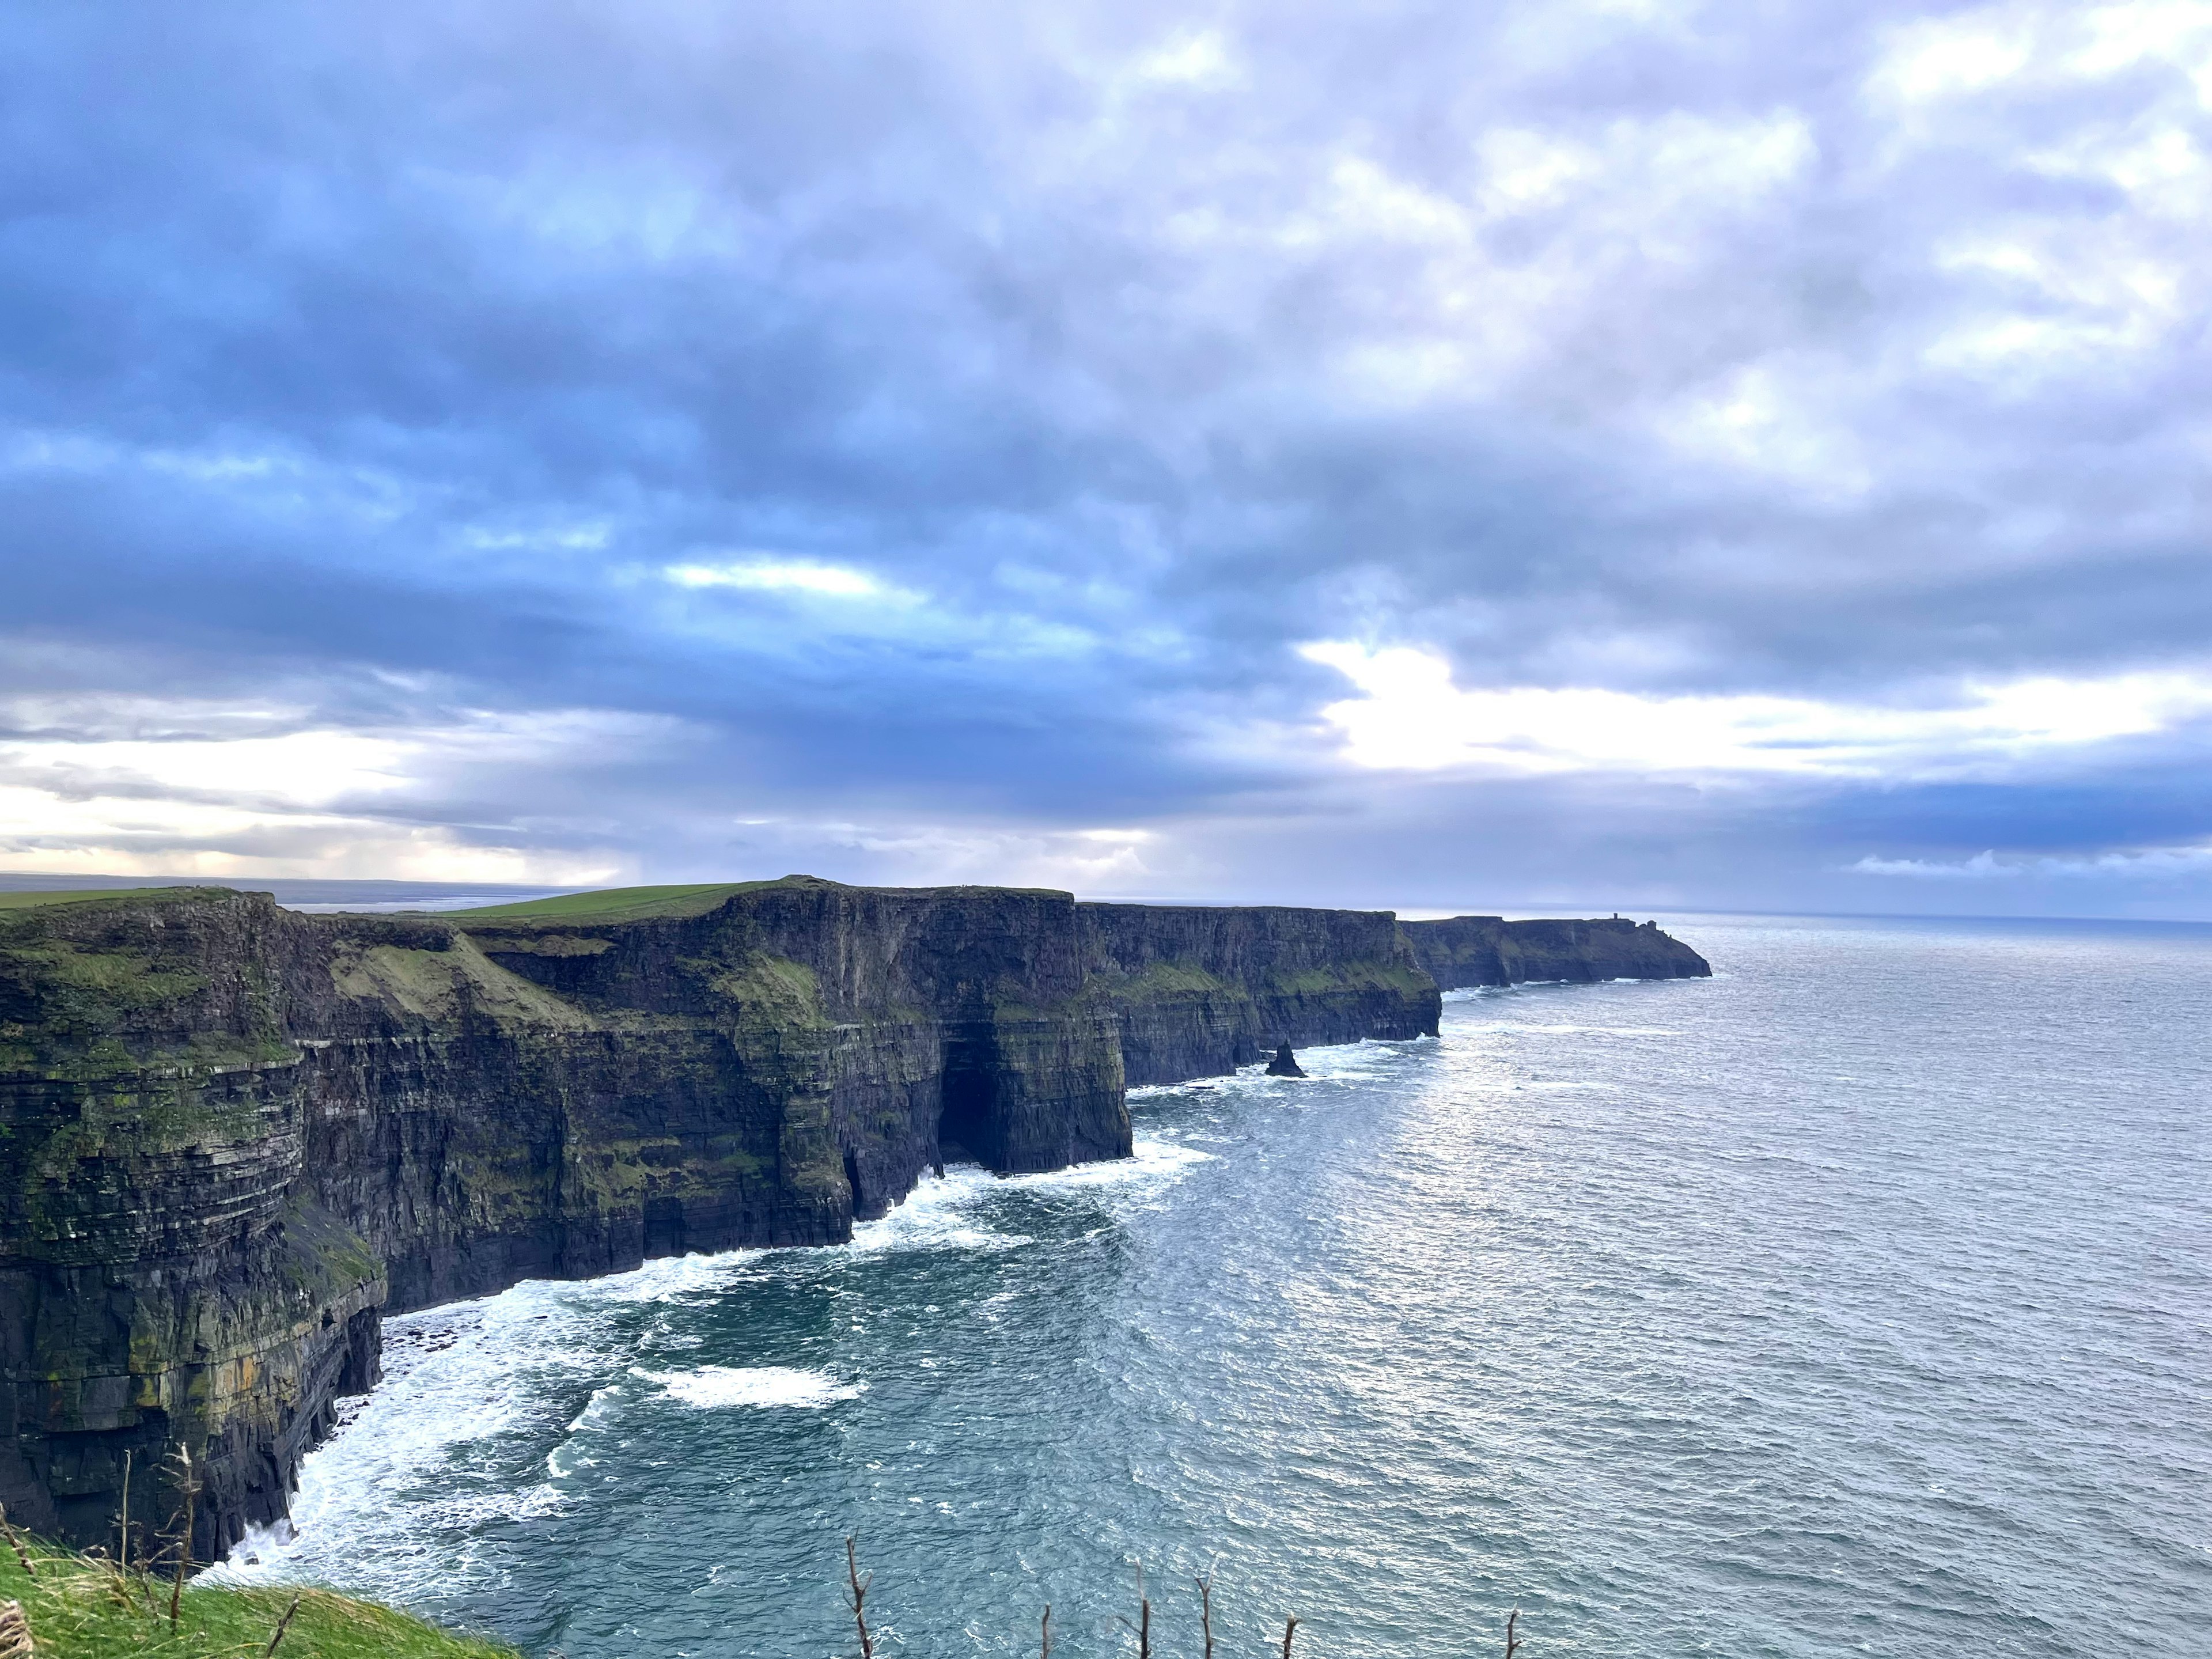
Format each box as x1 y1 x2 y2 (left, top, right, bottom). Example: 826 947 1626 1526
450 880 782 923
0 888 211 912
0 1538 516 1658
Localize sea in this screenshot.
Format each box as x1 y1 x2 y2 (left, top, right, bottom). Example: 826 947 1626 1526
210 914 2211 1657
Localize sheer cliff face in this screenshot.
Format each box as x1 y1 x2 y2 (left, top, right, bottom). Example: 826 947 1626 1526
0 879 1435 1551
0 884 1701 1551
1078 903 1440 1085
1400 915 1711 989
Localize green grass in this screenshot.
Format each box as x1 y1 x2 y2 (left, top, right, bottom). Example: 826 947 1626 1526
0 888 215 913
449 875 1073 926
450 880 789 923
0 1535 516 1657
1105 959 1236 997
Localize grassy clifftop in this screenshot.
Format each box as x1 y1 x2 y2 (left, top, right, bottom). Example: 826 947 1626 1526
0 889 218 913
449 876 1071 926
0 1536 514 1658
450 881 782 923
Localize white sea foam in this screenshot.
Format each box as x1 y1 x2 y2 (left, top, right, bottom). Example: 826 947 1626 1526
1131 1038 1429 1101
999 1135 1214 1188
193 919 2212 1657
546 1385 623 1479
562 1244 766 1304
206 1279 611 1590
847 1164 1031 1255
567 1382 627 1434
207 1124 1198 1590
409 1482 569 1529
221 1519 294 1566
632 1364 863 1408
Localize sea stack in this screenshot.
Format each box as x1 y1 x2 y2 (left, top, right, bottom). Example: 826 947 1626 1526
0 876 1709 1553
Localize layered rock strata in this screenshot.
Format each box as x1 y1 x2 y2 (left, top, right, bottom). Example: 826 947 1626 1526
1078 902 1435 1085
0 878 1436 1552
1401 914 1711 988
0 879 1705 1555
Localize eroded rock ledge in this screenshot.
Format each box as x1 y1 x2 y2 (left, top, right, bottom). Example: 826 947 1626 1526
1401 914 1711 988
0 877 1702 1552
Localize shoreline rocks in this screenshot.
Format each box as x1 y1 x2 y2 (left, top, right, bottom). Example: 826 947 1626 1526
0 878 1706 1552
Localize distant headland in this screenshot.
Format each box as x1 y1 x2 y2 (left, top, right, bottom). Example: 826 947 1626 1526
0 877 1707 1558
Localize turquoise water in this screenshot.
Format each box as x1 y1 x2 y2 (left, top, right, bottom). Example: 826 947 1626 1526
215 915 2211 1656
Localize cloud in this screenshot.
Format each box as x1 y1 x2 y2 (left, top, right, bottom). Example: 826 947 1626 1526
1848 843 2212 880
0 691 676 882
0 1 2209 910
663 560 900 600
1298 643 2212 779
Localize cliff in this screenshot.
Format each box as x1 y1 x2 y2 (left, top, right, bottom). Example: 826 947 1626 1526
1400 914 1711 988
1079 903 1436 1085
0 878 1438 1554
0 881 1703 1556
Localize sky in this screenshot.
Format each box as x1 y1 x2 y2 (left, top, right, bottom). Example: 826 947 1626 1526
5 0 2212 917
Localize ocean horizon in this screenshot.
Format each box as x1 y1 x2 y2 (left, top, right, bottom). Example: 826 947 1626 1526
200 910 2210 1657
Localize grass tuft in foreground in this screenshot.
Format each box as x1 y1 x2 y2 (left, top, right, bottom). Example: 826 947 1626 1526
0 1533 516 1659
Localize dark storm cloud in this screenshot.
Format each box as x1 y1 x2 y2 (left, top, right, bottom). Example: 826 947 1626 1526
3 1 2210 902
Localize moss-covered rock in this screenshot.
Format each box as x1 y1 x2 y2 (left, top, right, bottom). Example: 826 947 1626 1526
0 876 1464 1553
1077 902 1441 1085
1400 915 1711 988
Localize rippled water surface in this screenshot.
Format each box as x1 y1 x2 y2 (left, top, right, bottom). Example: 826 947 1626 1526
216 915 2212 1656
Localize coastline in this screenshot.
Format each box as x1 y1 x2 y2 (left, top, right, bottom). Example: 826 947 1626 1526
0 879 1702 1558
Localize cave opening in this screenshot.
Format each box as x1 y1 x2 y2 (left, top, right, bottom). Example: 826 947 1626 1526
938 1030 1000 1168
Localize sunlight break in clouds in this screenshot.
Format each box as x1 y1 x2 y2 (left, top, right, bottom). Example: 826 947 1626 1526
664 560 897 600
7 2 2212 911
0 697 663 882
1301 643 2212 780
724 817 1158 893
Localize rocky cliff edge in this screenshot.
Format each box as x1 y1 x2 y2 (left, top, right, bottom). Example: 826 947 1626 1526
0 877 1435 1551
0 879 1704 1553
1400 914 1711 988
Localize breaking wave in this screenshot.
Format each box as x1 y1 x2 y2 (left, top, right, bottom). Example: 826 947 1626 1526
632 1365 865 1409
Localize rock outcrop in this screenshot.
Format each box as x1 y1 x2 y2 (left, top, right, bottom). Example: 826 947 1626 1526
1078 902 1436 1085
1400 914 1710 988
0 878 1438 1553
0 880 1704 1555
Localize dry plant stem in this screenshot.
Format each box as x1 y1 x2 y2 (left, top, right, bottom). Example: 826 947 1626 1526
118 1449 131 1574
844 1537 874 1659
1193 1570 1215 1659
137 1543 163 1613
168 1445 200 1629
0 1599 33 1659
1116 1563 1150 1659
263 1593 302 1656
1118 1592 1150 1659
1040 1604 1052 1659
1505 1608 1522 1658
1281 1615 1299 1659
0 1505 36 1580
92 1544 132 1609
